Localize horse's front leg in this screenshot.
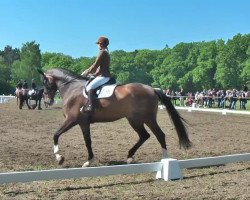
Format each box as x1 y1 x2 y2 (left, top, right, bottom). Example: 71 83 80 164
32 100 38 109
53 117 77 165
79 122 94 167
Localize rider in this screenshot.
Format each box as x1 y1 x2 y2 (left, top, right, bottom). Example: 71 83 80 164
16 80 23 90
23 80 28 89
31 79 37 96
80 36 111 113
16 80 23 95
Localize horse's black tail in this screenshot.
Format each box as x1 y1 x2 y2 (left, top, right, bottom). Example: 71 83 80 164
154 89 192 149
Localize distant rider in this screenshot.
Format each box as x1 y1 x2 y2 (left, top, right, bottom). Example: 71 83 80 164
31 79 37 96
23 80 28 89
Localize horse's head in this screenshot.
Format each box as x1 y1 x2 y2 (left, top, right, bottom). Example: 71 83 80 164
38 69 57 106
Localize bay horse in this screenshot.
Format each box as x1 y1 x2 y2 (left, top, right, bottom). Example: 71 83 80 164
16 89 31 110
17 88 44 110
38 68 191 167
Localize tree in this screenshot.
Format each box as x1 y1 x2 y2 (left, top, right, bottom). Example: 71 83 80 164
192 41 217 90
0 46 20 94
215 34 249 89
41 52 74 71
11 41 42 87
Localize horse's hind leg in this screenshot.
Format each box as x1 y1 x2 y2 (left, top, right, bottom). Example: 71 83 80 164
146 120 168 158
127 119 150 164
26 99 31 109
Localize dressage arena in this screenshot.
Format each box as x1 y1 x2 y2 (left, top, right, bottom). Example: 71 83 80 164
0 100 249 199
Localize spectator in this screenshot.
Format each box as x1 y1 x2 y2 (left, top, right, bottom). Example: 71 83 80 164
179 88 185 106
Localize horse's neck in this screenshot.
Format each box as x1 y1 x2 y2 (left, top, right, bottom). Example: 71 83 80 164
56 79 83 99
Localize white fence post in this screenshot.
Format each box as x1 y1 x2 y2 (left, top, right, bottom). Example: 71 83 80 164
156 158 183 181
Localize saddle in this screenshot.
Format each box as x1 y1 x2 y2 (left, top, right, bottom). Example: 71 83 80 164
83 77 117 99
28 89 38 97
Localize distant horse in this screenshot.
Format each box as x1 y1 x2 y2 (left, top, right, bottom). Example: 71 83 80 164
29 88 44 109
38 68 191 167
16 88 44 110
16 89 31 110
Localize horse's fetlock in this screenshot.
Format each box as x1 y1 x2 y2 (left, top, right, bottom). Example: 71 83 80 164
54 145 59 154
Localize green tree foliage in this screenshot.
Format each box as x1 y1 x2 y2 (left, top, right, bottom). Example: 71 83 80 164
0 46 20 94
216 34 249 89
192 41 217 90
241 46 250 85
1 33 249 94
11 41 42 87
41 52 74 70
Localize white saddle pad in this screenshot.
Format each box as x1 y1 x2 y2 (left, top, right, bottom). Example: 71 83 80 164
83 84 117 99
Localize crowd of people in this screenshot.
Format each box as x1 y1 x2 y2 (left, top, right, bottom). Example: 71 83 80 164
164 86 250 110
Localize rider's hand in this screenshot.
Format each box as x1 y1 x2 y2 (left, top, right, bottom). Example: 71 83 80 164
81 71 88 76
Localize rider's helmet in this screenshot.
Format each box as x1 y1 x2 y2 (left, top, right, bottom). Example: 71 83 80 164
96 36 109 47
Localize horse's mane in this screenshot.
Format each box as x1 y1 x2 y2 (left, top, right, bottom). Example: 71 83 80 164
47 68 88 81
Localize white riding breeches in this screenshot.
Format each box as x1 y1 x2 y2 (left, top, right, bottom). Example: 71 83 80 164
86 76 110 92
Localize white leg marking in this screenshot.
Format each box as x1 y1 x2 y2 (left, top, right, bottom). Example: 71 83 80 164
54 145 59 154
82 157 95 168
162 148 168 158
56 154 61 161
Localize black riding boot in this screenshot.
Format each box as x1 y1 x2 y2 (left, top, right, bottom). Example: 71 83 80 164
84 89 95 113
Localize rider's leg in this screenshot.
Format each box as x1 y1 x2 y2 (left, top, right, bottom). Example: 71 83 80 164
84 89 95 112
80 76 110 113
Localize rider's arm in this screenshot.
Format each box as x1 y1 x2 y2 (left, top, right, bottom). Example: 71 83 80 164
82 51 103 76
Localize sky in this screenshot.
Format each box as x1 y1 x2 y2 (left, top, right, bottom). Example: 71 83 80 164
0 0 250 58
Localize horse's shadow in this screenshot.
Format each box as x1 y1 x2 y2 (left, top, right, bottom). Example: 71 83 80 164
106 160 129 165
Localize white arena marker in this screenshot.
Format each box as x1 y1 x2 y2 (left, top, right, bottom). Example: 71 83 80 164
156 158 182 181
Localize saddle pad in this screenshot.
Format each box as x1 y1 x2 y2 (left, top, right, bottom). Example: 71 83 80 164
83 84 117 99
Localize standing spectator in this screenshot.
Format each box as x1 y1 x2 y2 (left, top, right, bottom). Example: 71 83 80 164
185 92 193 106
207 89 213 108
220 90 226 108
179 88 185 106
230 89 237 109
243 84 248 92
239 91 247 110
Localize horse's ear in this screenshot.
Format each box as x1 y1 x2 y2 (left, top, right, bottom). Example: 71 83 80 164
37 68 45 76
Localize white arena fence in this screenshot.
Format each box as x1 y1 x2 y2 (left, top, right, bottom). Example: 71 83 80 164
0 153 249 184
158 104 250 115
0 95 15 104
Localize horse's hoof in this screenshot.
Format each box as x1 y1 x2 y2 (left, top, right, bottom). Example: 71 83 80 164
82 158 95 167
58 156 64 165
127 157 134 164
82 161 90 168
